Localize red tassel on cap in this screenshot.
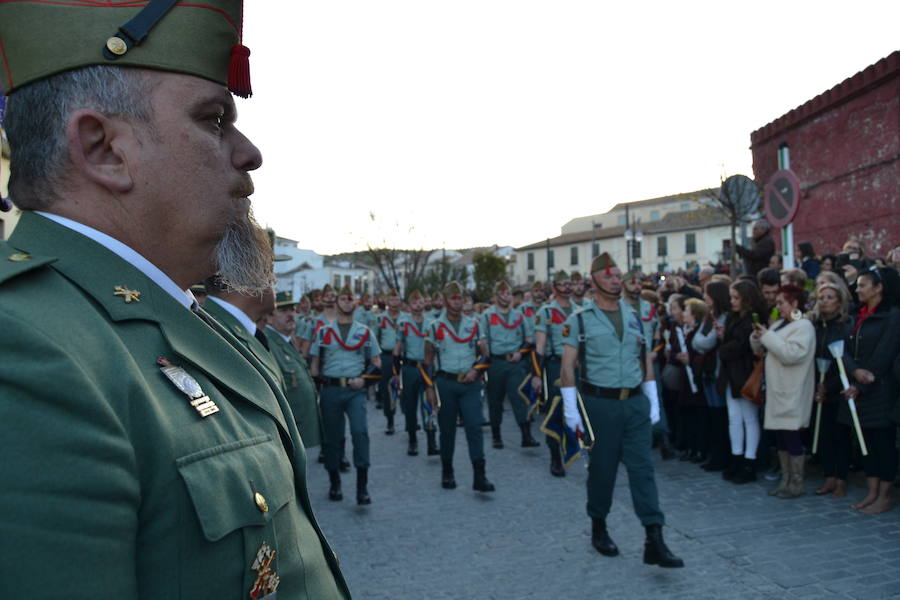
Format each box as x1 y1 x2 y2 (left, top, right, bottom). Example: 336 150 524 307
228 44 252 98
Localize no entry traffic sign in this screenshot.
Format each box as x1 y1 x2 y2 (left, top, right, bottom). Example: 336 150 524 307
764 169 800 228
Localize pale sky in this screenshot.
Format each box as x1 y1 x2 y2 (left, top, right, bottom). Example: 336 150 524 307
239 1 899 255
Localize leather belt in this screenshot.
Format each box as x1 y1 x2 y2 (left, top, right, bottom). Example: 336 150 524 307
490 353 518 362
322 376 358 387
581 381 640 400
435 370 470 383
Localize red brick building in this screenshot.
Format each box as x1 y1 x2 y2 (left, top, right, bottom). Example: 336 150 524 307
750 51 899 258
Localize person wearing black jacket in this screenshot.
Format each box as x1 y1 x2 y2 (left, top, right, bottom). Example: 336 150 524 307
717 280 769 484
811 282 854 498
840 267 900 514
735 220 776 278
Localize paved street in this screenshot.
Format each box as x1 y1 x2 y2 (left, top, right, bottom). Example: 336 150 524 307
307 404 900 600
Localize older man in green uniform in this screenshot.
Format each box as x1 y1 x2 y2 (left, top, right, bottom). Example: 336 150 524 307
310 285 382 505
480 280 540 449
267 291 323 449
395 289 439 456
424 281 495 492
535 270 582 477
559 253 683 568
0 2 348 597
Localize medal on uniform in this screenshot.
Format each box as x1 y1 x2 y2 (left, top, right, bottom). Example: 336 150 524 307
113 285 141 303
157 357 219 417
249 542 280 599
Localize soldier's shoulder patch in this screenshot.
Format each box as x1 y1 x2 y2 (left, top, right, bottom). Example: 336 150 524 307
562 324 571 337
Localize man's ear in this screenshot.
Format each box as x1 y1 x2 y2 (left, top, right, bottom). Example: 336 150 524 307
66 109 135 193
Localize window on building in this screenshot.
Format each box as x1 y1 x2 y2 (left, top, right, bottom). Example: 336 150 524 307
527 252 534 270
631 241 642 259
344 275 351 289
547 249 555 269
650 210 661 221
685 233 697 254
333 274 341 288
657 236 668 257
570 246 578 265
592 242 599 257
617 215 627 226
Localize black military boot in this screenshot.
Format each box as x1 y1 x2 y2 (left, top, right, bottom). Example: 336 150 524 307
520 423 540 448
591 518 619 556
549 443 566 477
407 431 418 456
491 425 504 449
643 524 684 568
385 414 395 435
472 459 495 492
356 468 371 505
328 470 342 501
441 460 457 489
426 429 440 455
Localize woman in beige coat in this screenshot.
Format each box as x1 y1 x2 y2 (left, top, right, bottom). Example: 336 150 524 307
750 284 816 498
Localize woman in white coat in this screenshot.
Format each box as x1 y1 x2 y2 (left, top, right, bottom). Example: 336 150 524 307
750 284 816 498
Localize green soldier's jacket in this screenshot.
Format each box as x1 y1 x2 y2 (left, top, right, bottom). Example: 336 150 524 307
0 212 349 599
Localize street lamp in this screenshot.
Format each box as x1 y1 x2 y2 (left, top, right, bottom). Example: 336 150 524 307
624 229 643 271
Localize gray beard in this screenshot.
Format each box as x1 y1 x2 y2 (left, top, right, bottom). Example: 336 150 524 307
213 208 274 294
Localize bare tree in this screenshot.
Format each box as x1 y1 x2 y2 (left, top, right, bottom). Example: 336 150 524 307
364 212 434 294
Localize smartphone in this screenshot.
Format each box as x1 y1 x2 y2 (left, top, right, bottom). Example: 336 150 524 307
752 312 760 324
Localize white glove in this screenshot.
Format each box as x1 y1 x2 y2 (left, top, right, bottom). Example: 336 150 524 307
641 381 661 425
561 387 585 434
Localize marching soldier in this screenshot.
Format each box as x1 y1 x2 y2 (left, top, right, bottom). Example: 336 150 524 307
534 270 580 476
295 292 313 351
267 291 323 449
519 280 546 328
559 253 683 567
480 280 540 449
395 289 440 456
0 0 348 595
310 285 381 505
571 271 588 308
429 291 445 321
424 282 495 492
299 288 331 358
375 288 404 434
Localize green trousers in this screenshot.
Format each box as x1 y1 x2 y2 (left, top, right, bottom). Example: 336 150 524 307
377 352 396 418
583 391 664 526
486 358 530 428
542 358 562 451
436 377 485 463
321 385 370 471
400 363 426 433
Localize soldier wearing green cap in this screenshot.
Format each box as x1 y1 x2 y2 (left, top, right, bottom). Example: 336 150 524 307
571 271 588 309
559 253 684 568
310 285 382 506
519 280 546 328
535 269 583 477
375 287 404 434
395 289 440 456
480 279 540 449
423 281 495 492
266 290 323 449
0 1 348 597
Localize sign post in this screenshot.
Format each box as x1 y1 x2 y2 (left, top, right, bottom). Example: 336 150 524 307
765 145 799 268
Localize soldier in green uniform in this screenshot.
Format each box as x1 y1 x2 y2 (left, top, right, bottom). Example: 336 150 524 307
395 289 439 456
480 280 540 449
424 282 495 492
571 271 588 309
295 292 313 350
429 291 445 321
310 285 381 505
519 280 546 327
375 288 404 434
0 1 348 596
267 291 323 448
560 253 683 568
535 270 581 477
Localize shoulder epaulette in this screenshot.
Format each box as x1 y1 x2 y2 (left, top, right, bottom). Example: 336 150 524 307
0 245 58 285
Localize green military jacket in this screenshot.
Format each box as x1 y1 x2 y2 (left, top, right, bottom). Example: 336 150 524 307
0 213 349 599
264 326 323 448
535 299 579 358
203 297 285 390
310 320 381 378
480 305 533 355
562 298 648 389
295 311 312 341
396 312 429 362
426 312 481 374
374 310 403 354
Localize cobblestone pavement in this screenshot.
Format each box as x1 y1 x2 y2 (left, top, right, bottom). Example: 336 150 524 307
306 404 900 600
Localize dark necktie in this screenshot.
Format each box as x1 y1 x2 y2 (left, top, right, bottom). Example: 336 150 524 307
254 328 270 351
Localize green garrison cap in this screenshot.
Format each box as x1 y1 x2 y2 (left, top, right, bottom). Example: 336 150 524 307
407 289 423 302
570 271 583 282
590 252 617 274
493 280 511 294
553 270 569 282
622 269 642 282
0 0 252 97
274 291 294 308
338 284 353 298
442 281 463 297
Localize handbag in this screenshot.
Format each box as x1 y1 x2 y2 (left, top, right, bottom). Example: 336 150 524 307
740 359 765 405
